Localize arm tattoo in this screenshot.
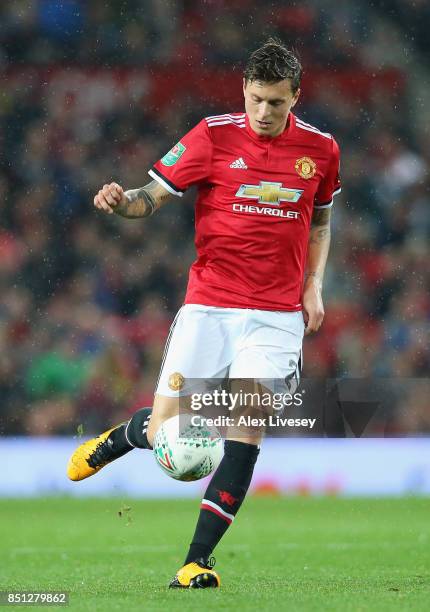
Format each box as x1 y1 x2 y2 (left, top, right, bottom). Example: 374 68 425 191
125 187 156 218
304 270 323 286
305 207 332 285
309 226 330 244
312 208 331 226
309 207 331 244
114 180 172 218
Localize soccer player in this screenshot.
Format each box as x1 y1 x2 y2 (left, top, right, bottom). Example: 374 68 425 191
67 38 341 588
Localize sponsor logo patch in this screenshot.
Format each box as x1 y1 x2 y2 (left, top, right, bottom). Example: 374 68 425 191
230 157 248 169
236 181 303 206
232 203 300 218
161 142 186 166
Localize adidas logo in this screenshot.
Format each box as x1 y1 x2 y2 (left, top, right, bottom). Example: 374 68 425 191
229 157 248 169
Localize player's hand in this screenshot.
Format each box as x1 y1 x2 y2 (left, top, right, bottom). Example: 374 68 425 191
302 277 324 335
94 182 127 214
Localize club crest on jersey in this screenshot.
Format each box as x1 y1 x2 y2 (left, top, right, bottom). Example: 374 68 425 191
236 181 303 206
295 157 316 179
161 142 186 166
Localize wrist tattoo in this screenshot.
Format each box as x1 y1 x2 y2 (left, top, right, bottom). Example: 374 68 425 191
114 180 172 219
137 188 156 217
125 188 156 217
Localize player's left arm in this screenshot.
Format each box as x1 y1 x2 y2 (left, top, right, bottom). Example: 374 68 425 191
303 207 331 335
303 135 340 335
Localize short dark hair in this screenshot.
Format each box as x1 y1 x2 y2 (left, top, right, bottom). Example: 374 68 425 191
244 38 302 94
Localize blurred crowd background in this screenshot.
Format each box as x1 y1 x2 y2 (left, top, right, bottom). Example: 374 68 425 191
0 0 428 436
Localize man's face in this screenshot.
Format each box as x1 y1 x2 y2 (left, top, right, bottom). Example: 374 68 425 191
243 78 300 137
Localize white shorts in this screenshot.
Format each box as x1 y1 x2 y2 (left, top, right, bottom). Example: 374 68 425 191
156 304 304 397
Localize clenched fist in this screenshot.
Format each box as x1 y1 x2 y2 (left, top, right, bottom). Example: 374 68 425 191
94 182 128 214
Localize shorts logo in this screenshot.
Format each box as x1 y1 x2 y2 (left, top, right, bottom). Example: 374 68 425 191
236 181 303 206
161 142 186 166
295 157 316 179
168 372 185 391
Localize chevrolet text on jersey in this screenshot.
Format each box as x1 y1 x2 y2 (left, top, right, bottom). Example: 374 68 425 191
232 204 300 218
149 112 341 311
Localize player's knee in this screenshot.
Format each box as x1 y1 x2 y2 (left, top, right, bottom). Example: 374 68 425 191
146 394 182 444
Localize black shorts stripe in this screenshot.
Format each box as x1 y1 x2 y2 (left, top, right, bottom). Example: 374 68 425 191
155 308 182 391
294 349 302 387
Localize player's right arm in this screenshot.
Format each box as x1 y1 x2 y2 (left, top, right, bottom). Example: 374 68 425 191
95 119 212 217
94 180 173 218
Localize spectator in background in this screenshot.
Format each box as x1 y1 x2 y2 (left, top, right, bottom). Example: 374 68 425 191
0 0 428 435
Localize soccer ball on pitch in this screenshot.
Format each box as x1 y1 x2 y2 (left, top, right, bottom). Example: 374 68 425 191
153 414 223 481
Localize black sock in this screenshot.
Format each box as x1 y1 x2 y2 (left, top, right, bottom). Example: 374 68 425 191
184 440 260 565
108 423 133 455
124 407 153 450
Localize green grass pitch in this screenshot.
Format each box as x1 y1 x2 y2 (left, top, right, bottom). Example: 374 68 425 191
1 497 429 611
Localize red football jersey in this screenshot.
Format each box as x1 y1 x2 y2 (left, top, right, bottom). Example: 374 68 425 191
149 112 341 311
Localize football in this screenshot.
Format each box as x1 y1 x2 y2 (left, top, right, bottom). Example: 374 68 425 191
153 414 223 481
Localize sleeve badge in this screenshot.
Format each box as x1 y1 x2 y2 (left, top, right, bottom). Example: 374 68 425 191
161 142 186 166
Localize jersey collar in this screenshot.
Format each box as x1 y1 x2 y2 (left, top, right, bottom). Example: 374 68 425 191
245 112 295 143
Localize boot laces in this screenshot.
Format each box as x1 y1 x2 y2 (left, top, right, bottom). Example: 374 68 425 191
87 438 114 468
